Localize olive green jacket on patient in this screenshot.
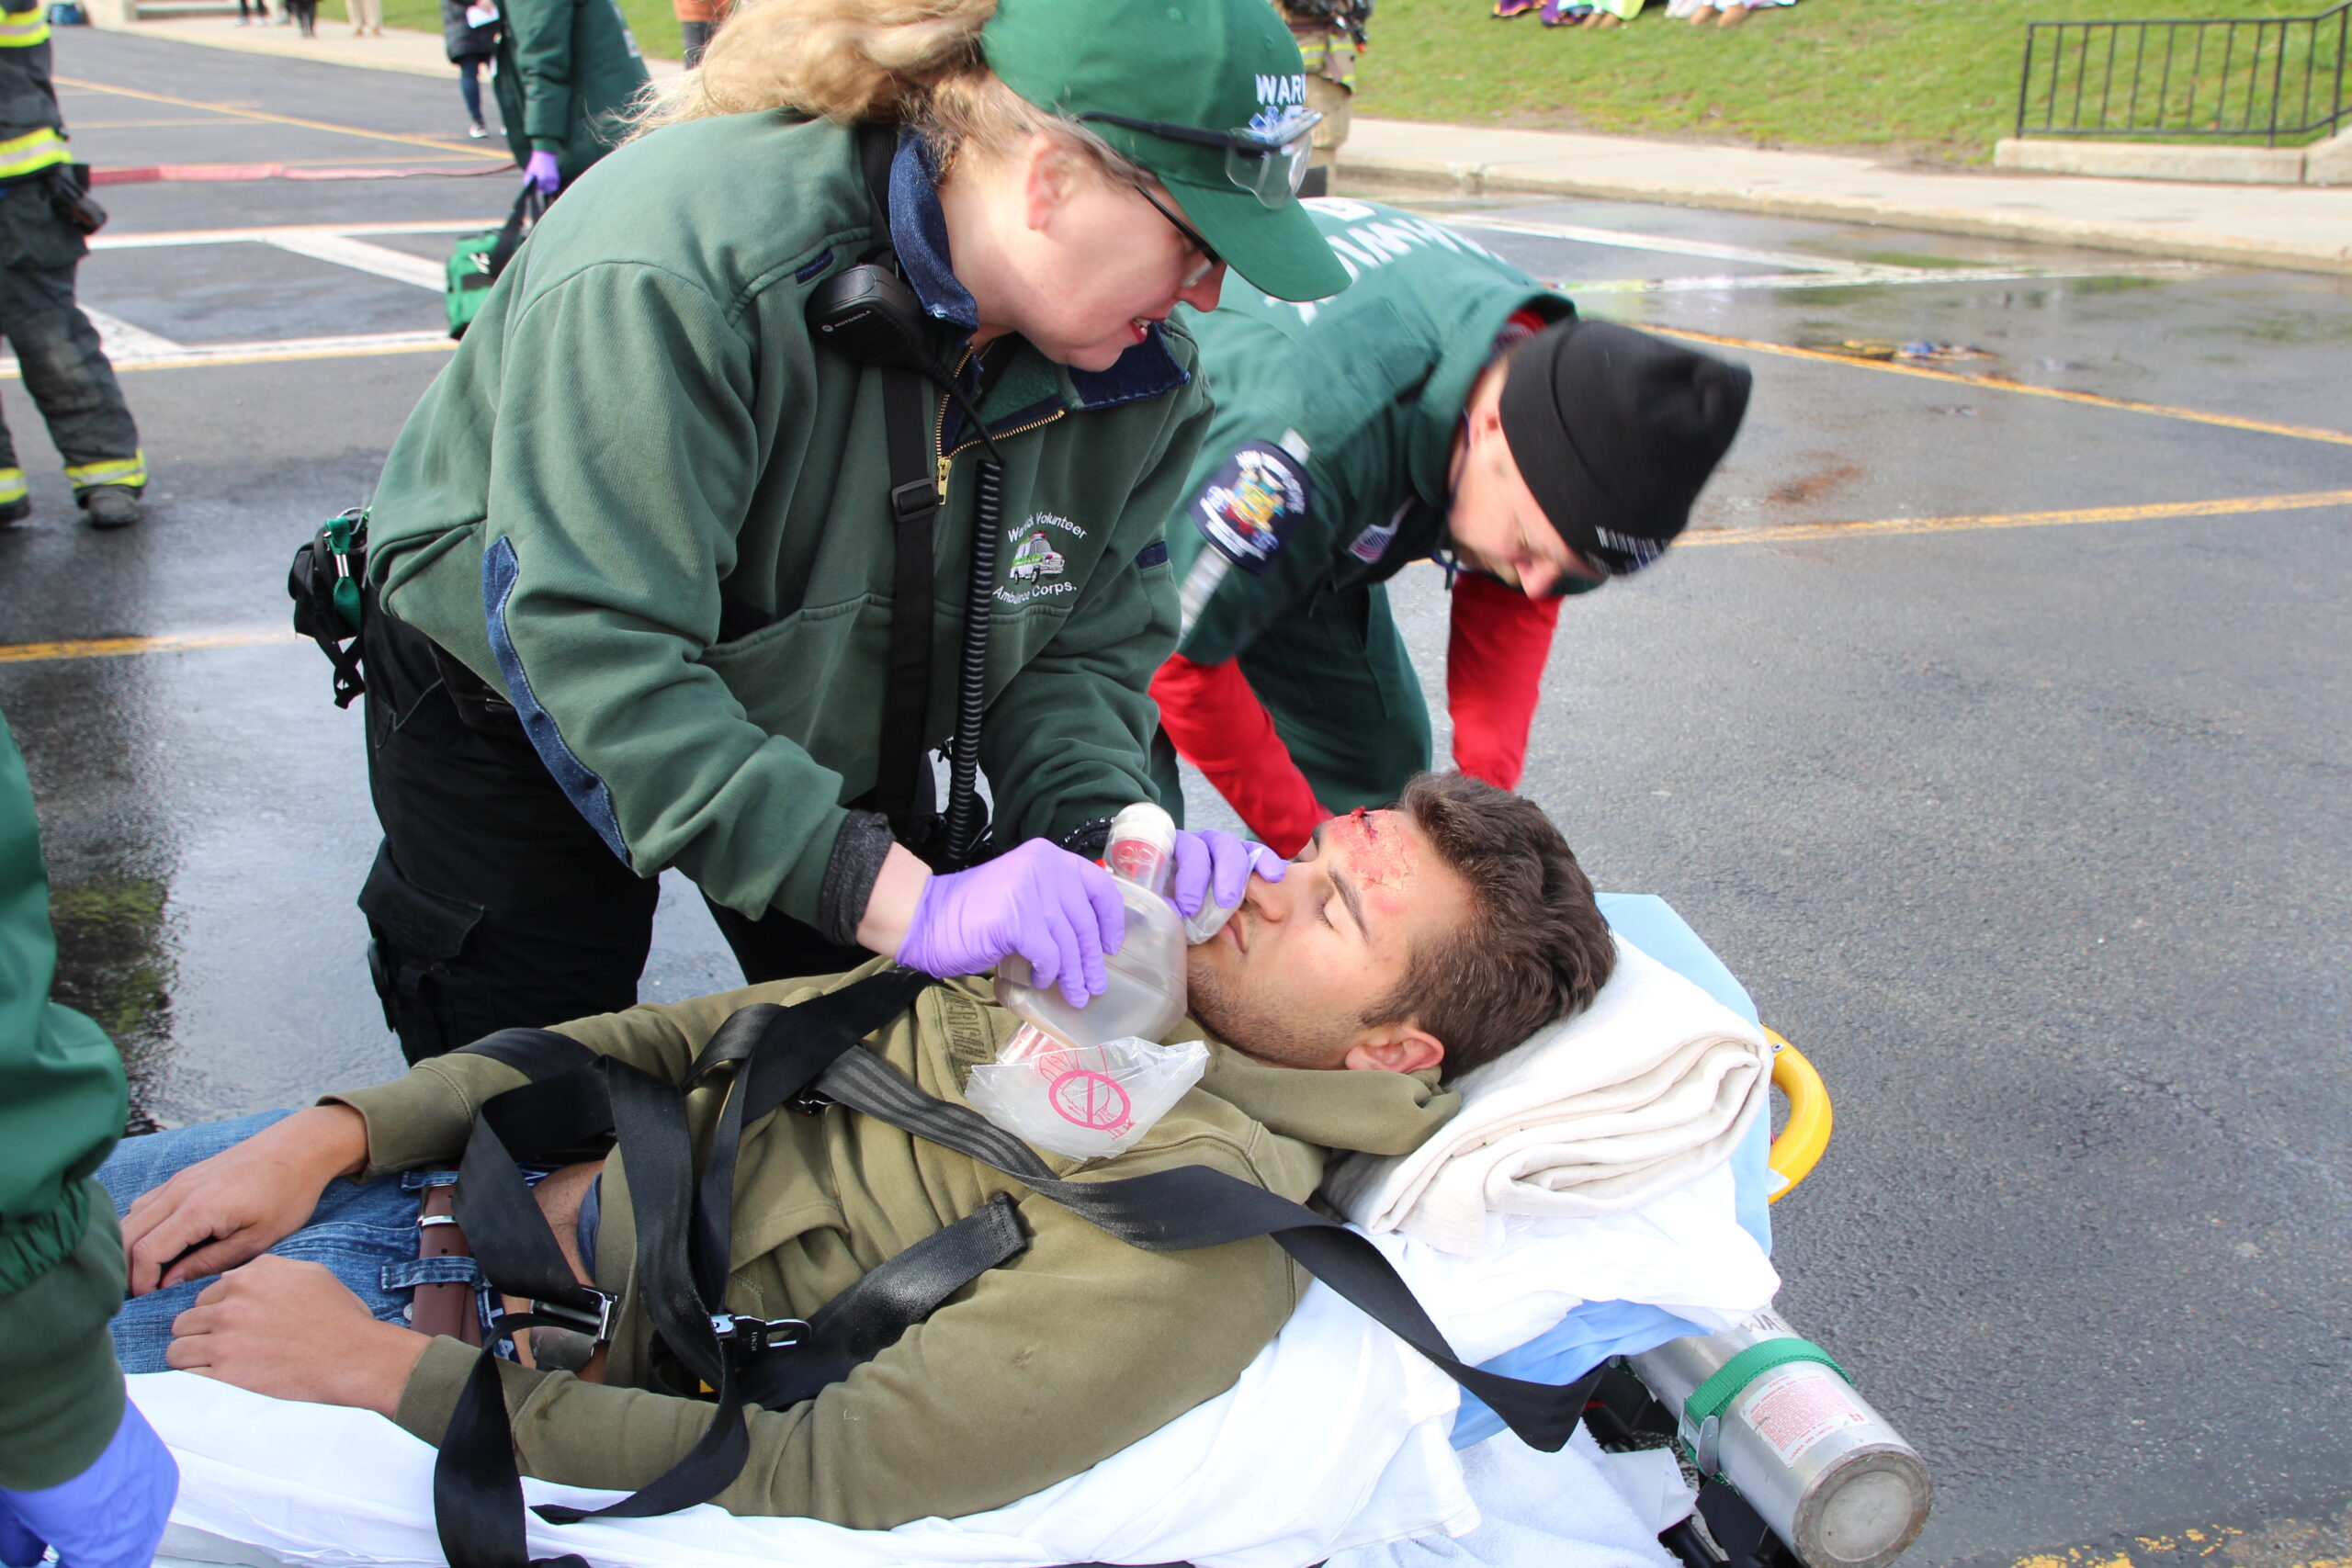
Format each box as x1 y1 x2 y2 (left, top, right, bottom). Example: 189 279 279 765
328 961 1458 1528
367 112 1206 927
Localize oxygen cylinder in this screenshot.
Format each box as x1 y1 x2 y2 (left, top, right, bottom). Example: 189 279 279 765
1630 1309 1931 1568
995 803 1189 1048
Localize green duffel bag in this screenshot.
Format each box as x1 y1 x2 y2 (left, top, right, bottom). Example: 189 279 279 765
447 186 542 340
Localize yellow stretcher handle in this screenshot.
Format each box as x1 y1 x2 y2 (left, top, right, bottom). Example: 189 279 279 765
1765 1029 1831 1202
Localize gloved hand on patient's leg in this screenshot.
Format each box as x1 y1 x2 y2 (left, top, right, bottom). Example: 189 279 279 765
1170 829 1284 921
0 1400 177 1568
898 839 1126 1009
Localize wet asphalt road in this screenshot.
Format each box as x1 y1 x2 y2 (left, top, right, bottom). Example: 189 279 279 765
3 28 2349 1568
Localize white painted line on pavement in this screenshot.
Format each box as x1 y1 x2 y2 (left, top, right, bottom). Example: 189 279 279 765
1442 215 1883 276
94 220 497 250
256 232 447 291
82 310 187 358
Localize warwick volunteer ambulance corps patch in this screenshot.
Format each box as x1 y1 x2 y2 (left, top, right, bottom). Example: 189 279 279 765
1192 442 1309 575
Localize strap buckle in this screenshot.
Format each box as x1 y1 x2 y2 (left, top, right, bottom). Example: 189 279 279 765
527 1288 619 1344
712 1314 810 1353
788 1086 832 1115
889 477 938 525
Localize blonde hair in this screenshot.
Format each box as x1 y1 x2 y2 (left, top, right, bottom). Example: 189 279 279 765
632 0 1141 179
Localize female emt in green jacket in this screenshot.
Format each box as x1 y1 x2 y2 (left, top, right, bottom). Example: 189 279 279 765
358 0 1345 1061
0 709 176 1566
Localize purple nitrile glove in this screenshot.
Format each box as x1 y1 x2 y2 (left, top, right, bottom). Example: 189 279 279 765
1170 828 1285 920
0 1399 178 1568
522 149 561 194
898 838 1126 1009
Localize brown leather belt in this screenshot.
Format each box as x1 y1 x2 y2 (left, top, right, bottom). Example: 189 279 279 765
413 1184 483 1346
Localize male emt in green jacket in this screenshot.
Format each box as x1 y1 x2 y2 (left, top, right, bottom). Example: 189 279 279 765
101 775 1612 1529
0 0 145 530
497 0 649 196
359 0 1343 1063
0 711 176 1565
1152 198 1752 854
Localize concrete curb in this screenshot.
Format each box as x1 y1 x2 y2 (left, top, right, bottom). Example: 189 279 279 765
1336 119 2352 277
1995 132 2349 187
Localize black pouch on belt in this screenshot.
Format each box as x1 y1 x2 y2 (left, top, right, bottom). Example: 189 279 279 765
287 507 369 708
44 165 106 237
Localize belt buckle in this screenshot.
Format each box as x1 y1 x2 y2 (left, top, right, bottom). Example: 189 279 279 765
528 1288 619 1345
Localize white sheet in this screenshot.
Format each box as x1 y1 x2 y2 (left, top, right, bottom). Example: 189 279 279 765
141 1173 1772 1568
1324 939 1770 1256
1331 1427 1696 1568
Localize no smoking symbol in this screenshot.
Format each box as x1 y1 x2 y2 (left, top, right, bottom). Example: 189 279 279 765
1048 1069 1131 1132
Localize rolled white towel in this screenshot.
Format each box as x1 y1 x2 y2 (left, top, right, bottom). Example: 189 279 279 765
1324 938 1769 1257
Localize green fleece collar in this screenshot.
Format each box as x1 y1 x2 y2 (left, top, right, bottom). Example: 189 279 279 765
1193 1036 1458 1158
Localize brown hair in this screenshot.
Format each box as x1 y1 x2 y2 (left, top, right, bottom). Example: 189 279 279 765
1365 773 1614 1078
630 0 1141 182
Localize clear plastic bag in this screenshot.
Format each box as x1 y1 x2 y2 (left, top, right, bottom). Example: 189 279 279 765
965 1024 1210 1162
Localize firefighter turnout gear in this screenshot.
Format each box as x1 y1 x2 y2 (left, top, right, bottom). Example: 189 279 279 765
0 0 143 529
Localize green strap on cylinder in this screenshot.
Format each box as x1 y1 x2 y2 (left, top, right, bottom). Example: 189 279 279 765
1685 1337 1849 1429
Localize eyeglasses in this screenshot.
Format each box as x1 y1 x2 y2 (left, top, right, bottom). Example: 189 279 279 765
1075 106 1323 209
1133 182 1223 290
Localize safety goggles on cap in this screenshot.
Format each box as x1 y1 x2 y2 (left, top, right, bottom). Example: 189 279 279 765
1075 106 1324 209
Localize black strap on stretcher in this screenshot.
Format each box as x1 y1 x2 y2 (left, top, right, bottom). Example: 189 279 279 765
432 971 1603 1567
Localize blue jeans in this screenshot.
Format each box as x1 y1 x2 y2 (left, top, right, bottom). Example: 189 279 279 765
94 1111 487 1374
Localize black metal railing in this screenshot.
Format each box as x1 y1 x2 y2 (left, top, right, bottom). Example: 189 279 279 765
2016 4 2350 144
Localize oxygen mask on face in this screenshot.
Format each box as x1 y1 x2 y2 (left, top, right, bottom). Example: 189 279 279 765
994 802 1190 1048
979 803 1206 1160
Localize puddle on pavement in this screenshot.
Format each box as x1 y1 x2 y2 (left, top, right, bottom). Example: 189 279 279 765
48 877 175 1134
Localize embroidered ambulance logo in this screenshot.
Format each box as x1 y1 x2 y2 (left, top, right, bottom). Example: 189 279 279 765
1193 441 1309 575
1008 531 1066 584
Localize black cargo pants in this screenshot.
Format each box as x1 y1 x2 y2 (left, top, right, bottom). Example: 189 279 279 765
357 605 867 1064
0 179 142 500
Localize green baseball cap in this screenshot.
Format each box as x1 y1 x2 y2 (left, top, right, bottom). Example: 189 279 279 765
980 0 1350 303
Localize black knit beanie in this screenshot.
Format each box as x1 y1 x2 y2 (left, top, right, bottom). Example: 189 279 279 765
1497 320 1752 575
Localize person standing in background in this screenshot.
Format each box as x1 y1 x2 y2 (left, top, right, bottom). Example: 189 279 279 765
0 709 178 1568
673 0 725 68
496 0 649 195
347 0 382 36
441 0 498 139
1273 0 1365 197
0 0 145 530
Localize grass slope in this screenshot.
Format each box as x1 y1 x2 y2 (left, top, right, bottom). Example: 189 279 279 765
1351 0 2333 162
326 0 687 66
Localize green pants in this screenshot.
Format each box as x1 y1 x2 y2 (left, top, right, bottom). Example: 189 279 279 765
1155 582 1433 825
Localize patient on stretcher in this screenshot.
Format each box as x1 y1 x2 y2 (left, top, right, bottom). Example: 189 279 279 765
98 773 1614 1529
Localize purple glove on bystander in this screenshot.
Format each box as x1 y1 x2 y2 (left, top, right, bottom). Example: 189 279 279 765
898 839 1126 1009
522 149 561 194
0 1401 178 1568
1170 828 1285 919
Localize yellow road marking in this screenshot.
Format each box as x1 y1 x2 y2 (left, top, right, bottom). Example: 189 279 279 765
3 335 458 377
1683 490 2352 547
1646 325 2352 448
66 118 233 129
7 495 2343 667
0 629 300 665
52 77 509 161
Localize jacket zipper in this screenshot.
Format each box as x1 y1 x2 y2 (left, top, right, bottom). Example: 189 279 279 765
932 345 1068 502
